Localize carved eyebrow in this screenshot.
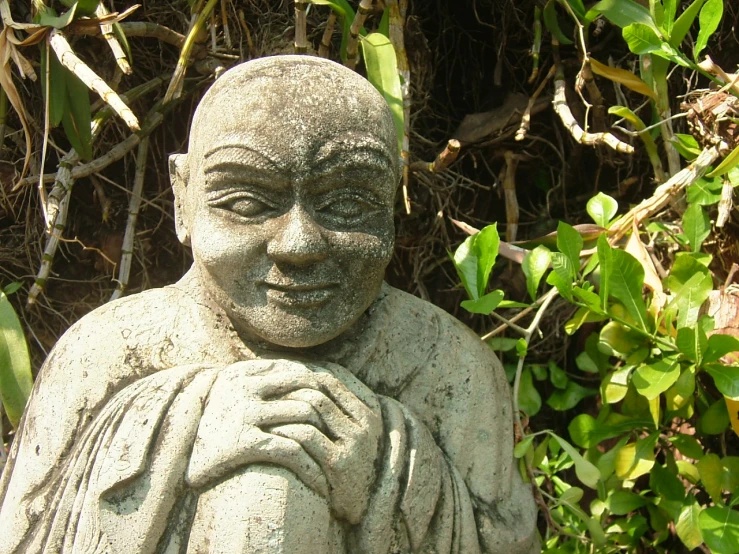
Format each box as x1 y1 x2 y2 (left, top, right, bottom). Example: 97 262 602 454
203 145 283 173
314 137 394 170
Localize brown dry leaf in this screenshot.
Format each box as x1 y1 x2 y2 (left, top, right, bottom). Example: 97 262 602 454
0 29 32 183
589 58 657 100
625 222 665 310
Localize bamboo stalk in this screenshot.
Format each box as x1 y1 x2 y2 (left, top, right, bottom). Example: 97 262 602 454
717 176 733 228
95 3 131 75
164 0 219 103
318 12 336 58
72 22 186 49
517 65 555 141
49 29 139 130
110 136 149 301
294 0 308 54
345 0 373 70
528 6 541 84
385 0 411 213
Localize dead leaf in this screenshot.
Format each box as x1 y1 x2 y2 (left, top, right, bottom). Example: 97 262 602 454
590 58 657 100
0 29 32 183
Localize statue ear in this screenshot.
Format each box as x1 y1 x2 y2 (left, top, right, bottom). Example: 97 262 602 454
169 153 191 246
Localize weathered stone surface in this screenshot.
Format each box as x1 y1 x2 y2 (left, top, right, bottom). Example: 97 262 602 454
0 56 539 553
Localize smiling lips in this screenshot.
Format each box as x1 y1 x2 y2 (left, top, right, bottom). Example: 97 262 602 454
262 281 339 307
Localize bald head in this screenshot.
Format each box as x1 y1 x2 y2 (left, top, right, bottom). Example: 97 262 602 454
186 55 400 180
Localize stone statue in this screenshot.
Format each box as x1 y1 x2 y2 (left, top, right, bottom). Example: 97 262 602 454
0 56 539 554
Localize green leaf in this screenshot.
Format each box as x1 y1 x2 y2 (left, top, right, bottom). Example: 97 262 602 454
3 282 22 296
698 453 725 504
683 203 711 252
699 505 739 554
543 0 574 45
516 338 528 358
522 245 551 301
75 0 101 17
547 381 597 411
607 490 648 515
662 0 678 33
597 234 612 311
701 397 730 434
669 0 705 46
572 285 604 314
650 463 686 501
311 0 356 61
61 68 92 160
557 221 583 271
587 0 659 32
549 432 601 488
633 357 681 400
608 249 648 330
705 333 739 363
569 413 598 448
615 433 659 480
360 33 404 151
694 0 723 59
40 42 68 127
461 290 504 314
602 367 632 403
673 133 702 160
669 270 713 329
676 498 704 550
687 175 724 205
514 434 536 458
599 321 643 357
378 6 390 37
546 253 574 301
518 367 542 417
705 364 739 399
549 361 568 389
587 192 619 227
669 434 704 460
707 144 739 178
37 3 78 28
559 486 584 505
623 22 664 54
676 325 707 364
0 291 33 428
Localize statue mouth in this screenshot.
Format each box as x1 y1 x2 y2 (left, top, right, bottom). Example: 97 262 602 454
262 281 339 307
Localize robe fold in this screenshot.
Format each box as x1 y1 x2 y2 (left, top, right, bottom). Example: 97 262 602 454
0 273 538 553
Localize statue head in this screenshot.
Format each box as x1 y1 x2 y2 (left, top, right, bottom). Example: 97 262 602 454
170 56 400 348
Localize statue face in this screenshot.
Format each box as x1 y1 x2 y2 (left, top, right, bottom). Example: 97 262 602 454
177 58 398 348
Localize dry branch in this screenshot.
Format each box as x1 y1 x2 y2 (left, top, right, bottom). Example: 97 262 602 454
73 22 186 49
95 3 131 75
111 137 149 301
410 139 460 173
552 60 633 154
49 30 139 130
517 65 555 141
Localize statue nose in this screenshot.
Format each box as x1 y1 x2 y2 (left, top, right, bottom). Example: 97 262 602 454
267 206 329 265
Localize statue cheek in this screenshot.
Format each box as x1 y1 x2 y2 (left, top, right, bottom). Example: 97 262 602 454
328 231 394 266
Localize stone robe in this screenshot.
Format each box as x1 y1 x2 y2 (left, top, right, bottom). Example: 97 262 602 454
0 273 538 553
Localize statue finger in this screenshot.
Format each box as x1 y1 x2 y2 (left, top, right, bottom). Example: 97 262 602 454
267 423 334 468
309 362 381 414
250 399 326 433
247 431 330 498
310 372 381 424
280 389 353 439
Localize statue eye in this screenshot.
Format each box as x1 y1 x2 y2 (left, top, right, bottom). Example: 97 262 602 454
318 195 376 223
211 193 275 218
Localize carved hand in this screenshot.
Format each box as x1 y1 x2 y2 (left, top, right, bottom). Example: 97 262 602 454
186 360 335 497
266 363 383 525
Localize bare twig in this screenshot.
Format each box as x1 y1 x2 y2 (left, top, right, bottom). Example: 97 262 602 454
517 65 556 141
49 29 139 130
111 137 149 301
552 48 633 154
318 11 337 58
95 3 131 75
717 176 734 228
609 142 729 241
345 0 373 70
503 151 522 242
528 6 541 84
294 0 308 54
72 22 187 49
409 139 460 173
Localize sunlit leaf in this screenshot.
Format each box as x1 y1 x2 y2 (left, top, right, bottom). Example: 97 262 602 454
608 249 648 330
676 498 704 550
698 453 724 504
549 432 601 488
587 0 659 31
622 22 663 54
522 245 551 301
683 203 711 252
311 0 356 62
557 221 583 271
704 333 739 363
0 290 33 428
615 433 658 480
586 192 619 228
707 143 739 178
670 0 705 46
602 367 632 403
694 0 723 59
514 433 536 458
633 357 680 399
699 505 739 554
361 33 404 150
673 133 702 160
687 176 723 205
461 290 504 314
